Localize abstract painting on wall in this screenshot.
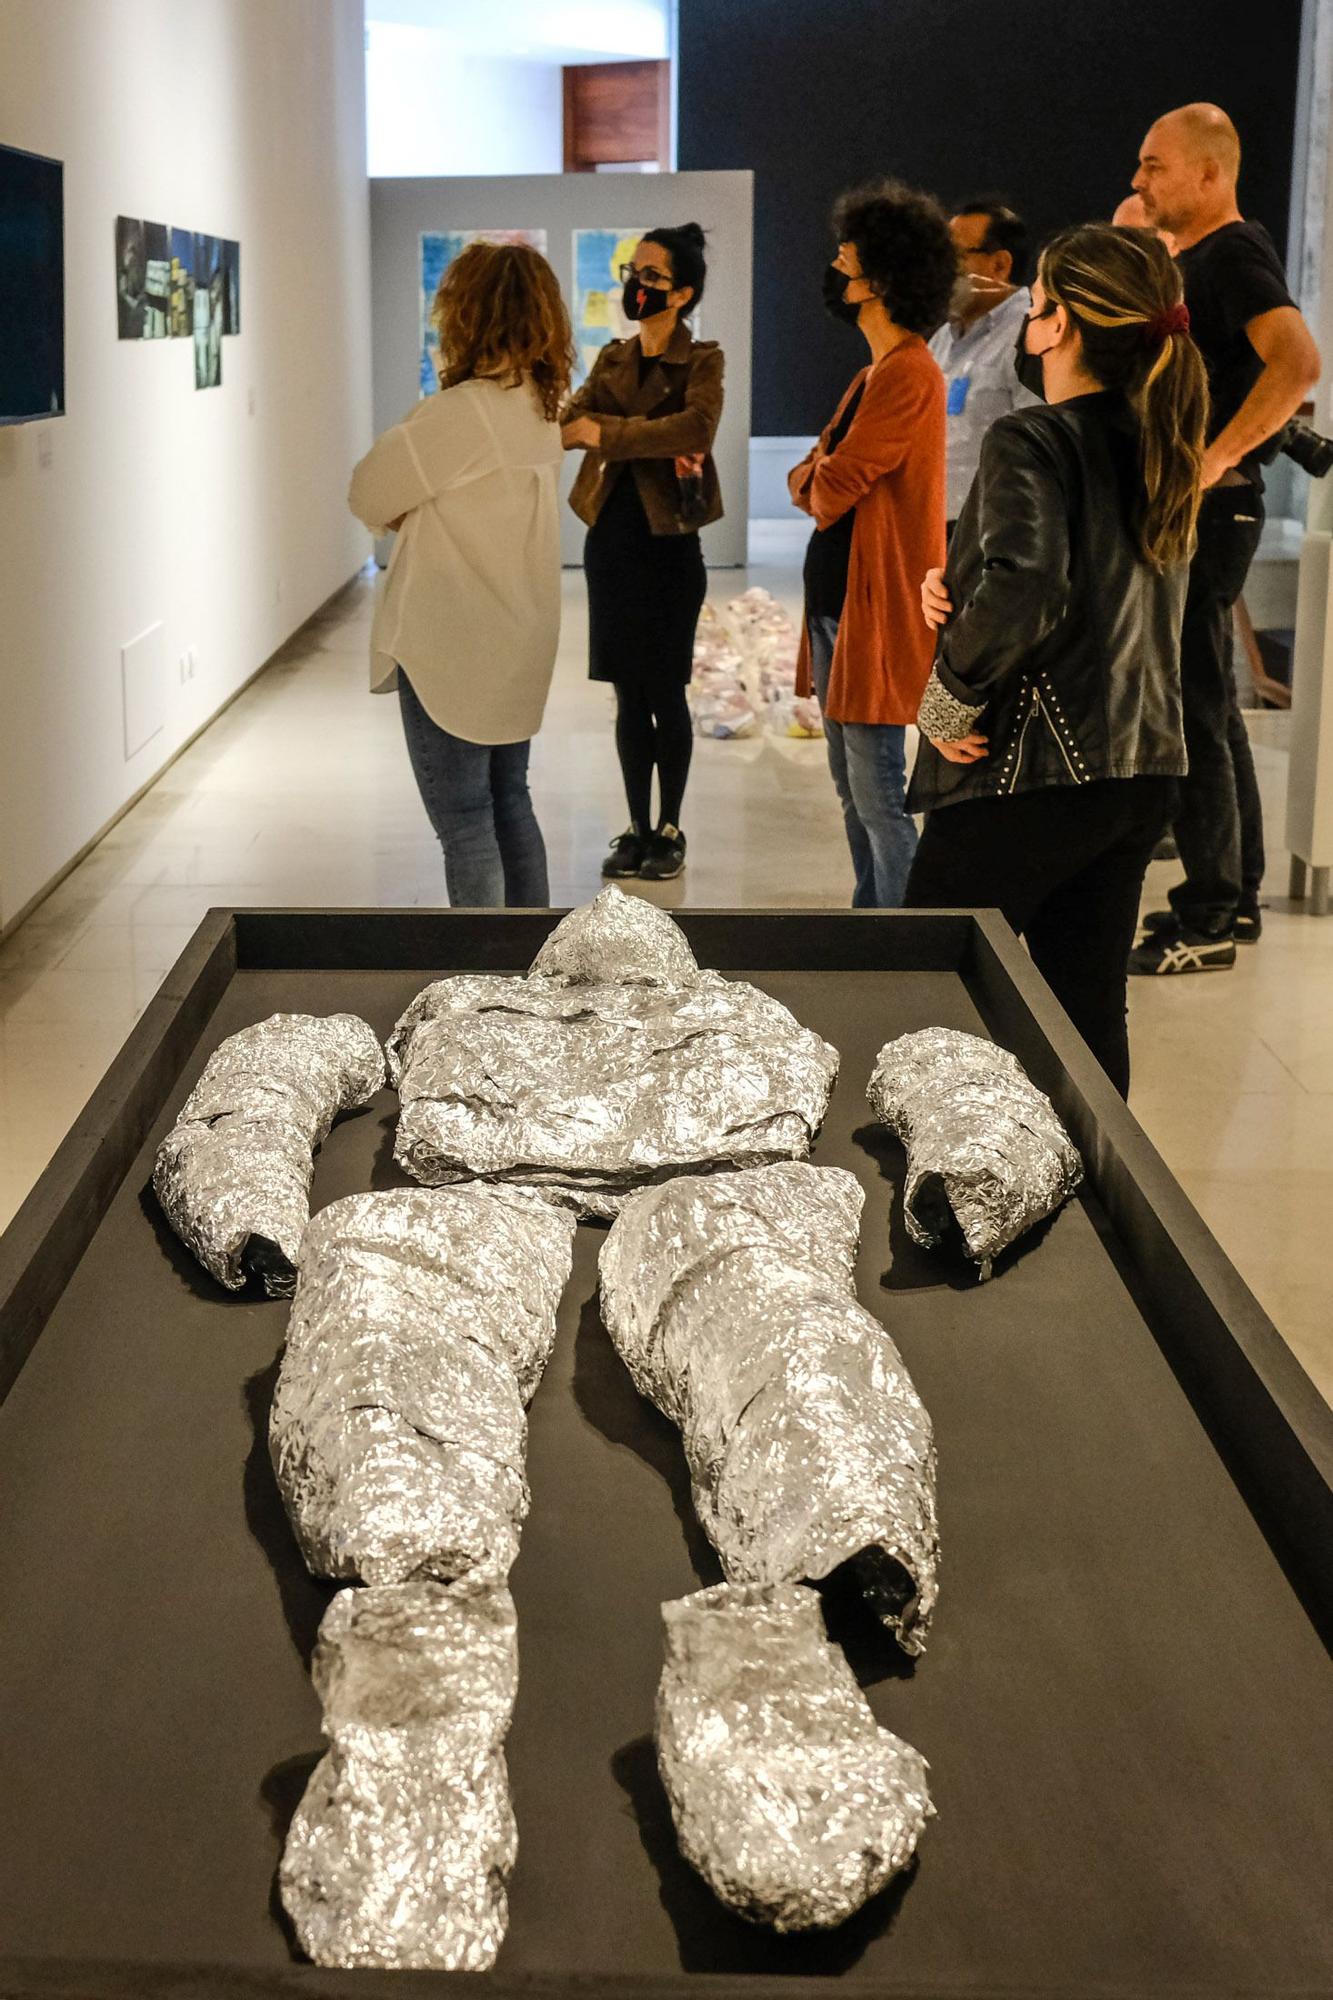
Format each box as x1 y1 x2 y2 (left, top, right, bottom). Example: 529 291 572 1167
193 234 223 389
115 216 170 339
169 226 195 338
116 216 240 385
572 228 644 384
221 239 241 335
418 229 548 396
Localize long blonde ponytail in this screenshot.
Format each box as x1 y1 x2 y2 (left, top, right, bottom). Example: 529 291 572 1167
1040 224 1209 569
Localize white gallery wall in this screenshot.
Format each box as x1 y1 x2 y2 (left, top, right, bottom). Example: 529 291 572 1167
366 25 565 177
0 0 374 931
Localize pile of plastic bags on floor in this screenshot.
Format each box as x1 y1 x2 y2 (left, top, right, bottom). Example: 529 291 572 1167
689 589 823 742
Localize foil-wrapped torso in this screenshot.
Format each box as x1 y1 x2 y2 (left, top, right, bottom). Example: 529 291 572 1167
152 1012 385 1295
387 889 838 1218
280 1578 518 1970
600 1162 938 1654
868 1026 1082 1276
270 1187 575 1586
656 1581 933 1931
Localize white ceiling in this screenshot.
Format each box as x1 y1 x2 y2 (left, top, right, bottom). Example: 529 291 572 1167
363 0 671 64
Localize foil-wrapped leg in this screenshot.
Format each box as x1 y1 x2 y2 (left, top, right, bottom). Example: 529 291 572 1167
868 1026 1082 1277
270 1188 575 1586
600 1163 937 1653
152 1012 385 1296
386 925 838 1219
528 882 700 986
656 1581 933 1931
280 1579 518 1971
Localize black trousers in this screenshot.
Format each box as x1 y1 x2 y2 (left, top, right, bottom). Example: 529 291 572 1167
905 777 1178 1098
1168 484 1266 936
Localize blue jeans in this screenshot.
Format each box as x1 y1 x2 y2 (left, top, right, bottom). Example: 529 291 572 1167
398 673 550 907
808 614 917 908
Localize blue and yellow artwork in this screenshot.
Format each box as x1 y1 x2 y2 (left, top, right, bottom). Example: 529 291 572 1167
418 228 547 396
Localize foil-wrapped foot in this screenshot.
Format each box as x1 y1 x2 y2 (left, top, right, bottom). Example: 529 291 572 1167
387 900 838 1220
271 1188 575 1586
152 1012 385 1297
600 1163 937 1653
280 1579 518 1971
528 882 699 986
868 1026 1082 1277
656 1581 933 1931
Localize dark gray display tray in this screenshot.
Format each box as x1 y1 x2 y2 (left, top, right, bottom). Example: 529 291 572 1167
0 908 1330 2000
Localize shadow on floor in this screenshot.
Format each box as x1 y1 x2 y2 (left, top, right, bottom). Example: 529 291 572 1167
242 1355 336 1670
571 1285 722 1590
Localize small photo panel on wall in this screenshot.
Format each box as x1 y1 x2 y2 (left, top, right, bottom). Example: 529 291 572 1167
192 233 222 388
221 239 241 335
418 229 548 396
169 226 194 337
115 216 170 339
572 228 644 383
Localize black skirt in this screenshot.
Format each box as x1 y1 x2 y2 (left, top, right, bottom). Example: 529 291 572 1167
585 471 707 689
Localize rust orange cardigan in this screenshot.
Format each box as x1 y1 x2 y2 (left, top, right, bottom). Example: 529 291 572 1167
790 336 947 726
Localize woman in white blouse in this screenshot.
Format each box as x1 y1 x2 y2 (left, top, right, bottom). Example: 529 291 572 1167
349 242 574 906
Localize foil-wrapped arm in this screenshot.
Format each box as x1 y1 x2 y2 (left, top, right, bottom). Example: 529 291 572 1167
270 1187 575 1586
656 1581 933 1931
600 1163 938 1653
152 1012 385 1296
280 1579 518 1971
868 1025 1082 1277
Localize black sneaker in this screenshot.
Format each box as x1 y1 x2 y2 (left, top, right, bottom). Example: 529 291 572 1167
639 824 687 881
1128 928 1237 975
601 828 646 879
1142 905 1262 943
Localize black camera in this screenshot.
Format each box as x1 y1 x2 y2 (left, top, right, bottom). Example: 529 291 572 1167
1279 417 1333 479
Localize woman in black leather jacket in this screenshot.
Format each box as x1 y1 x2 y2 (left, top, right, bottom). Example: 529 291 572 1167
905 224 1206 1095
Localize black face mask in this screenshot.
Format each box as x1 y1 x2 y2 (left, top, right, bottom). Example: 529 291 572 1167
1013 312 1048 400
623 275 671 322
822 263 862 326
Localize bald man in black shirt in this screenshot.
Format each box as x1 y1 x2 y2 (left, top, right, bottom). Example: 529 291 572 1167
1128 104 1320 973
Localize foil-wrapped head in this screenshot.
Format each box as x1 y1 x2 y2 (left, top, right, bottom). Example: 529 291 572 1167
528 883 699 987
386 919 838 1219
152 1012 385 1296
656 1581 933 1931
271 1187 575 1586
600 1163 938 1654
281 1578 518 1971
868 1026 1082 1277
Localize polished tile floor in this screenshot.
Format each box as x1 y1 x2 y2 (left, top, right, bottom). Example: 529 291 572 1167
1 561 1329 1405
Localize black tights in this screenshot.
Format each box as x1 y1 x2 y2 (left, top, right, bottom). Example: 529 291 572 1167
614 682 693 832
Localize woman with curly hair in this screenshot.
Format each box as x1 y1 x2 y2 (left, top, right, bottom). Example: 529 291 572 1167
790 181 955 906
349 240 574 907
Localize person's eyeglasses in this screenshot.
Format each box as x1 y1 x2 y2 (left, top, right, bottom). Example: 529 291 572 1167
619 263 672 287
1026 303 1057 323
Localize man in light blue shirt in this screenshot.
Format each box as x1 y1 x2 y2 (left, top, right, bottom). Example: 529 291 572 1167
928 198 1041 531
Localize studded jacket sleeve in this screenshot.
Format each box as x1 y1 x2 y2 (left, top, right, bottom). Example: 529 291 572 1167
919 414 1074 739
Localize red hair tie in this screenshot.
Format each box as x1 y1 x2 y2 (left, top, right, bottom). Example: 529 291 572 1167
1145 302 1191 345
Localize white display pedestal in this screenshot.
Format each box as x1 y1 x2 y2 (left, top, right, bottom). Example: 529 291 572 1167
1286 521 1333 913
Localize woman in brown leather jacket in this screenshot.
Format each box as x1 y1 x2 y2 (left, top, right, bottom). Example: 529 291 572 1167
561 223 724 882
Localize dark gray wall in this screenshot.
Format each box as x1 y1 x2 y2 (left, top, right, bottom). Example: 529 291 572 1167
678 0 1305 435
369 172 754 564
